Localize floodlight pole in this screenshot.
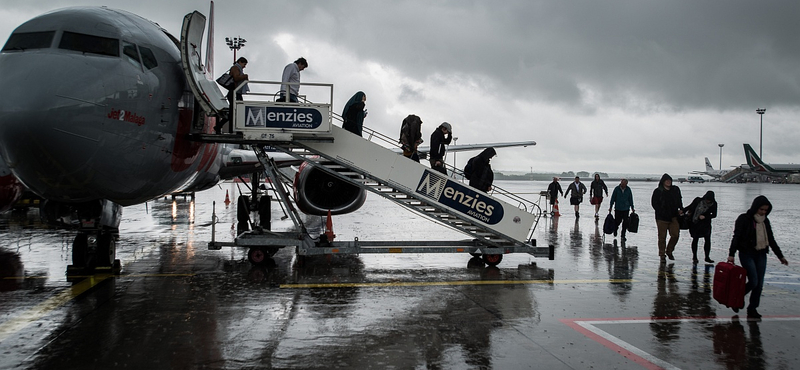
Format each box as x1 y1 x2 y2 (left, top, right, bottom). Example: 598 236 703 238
756 108 766 159
718 144 724 170
225 36 247 63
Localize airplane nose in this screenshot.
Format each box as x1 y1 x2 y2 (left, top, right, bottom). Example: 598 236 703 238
0 52 109 201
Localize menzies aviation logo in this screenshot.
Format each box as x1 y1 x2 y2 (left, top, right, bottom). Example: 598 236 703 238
244 106 323 129
416 170 504 225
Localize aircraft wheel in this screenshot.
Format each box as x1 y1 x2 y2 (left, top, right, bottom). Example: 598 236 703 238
96 232 116 267
72 233 88 267
247 247 269 265
237 195 251 224
482 254 503 266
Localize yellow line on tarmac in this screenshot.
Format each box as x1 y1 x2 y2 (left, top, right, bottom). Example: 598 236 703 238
281 279 634 289
0 275 111 342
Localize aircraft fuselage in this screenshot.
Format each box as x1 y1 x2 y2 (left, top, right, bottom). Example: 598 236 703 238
0 7 221 206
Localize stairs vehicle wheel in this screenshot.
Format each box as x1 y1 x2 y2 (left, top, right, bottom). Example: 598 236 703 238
482 253 503 266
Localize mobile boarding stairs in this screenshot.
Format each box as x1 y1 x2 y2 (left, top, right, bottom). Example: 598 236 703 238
191 82 552 266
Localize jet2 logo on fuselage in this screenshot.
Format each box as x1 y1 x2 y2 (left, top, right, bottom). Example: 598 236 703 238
416 170 504 225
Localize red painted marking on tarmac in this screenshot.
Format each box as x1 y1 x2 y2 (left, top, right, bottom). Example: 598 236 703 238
562 315 800 370
560 318 662 370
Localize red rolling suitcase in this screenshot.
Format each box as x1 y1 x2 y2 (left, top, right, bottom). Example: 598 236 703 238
713 262 746 310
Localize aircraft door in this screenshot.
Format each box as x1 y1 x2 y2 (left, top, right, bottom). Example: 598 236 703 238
179 11 228 118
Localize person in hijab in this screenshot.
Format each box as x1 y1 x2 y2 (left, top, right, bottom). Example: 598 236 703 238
342 91 367 136
727 195 789 319
466 147 496 192
685 191 717 264
650 173 683 262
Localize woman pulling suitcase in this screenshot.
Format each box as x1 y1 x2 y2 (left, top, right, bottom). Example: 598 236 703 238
727 195 789 319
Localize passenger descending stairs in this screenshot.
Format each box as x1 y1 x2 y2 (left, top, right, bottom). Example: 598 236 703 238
258 124 540 249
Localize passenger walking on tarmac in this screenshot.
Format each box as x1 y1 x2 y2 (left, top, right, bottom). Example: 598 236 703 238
564 176 587 218
217 57 249 134
684 191 717 264
428 122 452 174
651 173 683 262
465 147 496 192
590 173 609 220
280 57 308 102
727 195 789 319
608 178 635 240
399 114 423 162
342 91 367 136
547 177 563 215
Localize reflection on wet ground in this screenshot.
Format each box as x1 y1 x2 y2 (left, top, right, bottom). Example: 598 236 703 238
2 181 800 369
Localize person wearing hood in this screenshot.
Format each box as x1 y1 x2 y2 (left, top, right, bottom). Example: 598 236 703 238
684 191 718 264
342 91 367 136
399 114 423 162
465 147 496 192
428 122 452 174
727 195 789 319
650 173 684 262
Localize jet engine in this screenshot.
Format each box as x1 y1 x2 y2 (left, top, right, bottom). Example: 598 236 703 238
293 161 367 215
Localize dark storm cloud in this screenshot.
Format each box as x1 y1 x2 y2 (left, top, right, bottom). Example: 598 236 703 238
239 0 800 112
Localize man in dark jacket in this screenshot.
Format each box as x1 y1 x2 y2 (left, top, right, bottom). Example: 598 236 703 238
428 122 452 174
727 195 789 318
564 176 587 218
466 148 496 192
546 177 563 215
650 173 683 262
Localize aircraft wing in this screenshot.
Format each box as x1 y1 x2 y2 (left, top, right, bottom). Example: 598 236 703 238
403 140 537 156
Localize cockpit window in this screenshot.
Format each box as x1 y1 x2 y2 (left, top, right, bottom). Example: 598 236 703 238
58 31 119 57
2 31 55 51
122 41 141 69
139 46 158 70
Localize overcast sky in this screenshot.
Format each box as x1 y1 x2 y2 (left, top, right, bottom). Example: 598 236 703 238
2 0 798 176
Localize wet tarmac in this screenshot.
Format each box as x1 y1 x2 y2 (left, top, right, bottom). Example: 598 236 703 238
2 180 800 369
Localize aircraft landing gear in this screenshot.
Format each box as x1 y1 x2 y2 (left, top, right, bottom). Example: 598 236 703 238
67 229 121 276
41 199 124 277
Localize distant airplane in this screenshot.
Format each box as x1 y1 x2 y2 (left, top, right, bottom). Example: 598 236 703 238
743 144 800 174
689 157 730 179
0 3 535 271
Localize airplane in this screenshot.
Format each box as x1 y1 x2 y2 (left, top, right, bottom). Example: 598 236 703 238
689 157 729 179
0 4 537 271
743 143 800 174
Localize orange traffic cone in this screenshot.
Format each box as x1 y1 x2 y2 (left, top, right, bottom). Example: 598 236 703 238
324 210 336 241
553 199 561 217
224 190 231 206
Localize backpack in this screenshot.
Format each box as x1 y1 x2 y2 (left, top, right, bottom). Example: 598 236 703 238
216 72 234 90
463 157 475 180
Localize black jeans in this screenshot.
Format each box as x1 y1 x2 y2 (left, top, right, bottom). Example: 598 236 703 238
614 210 630 236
